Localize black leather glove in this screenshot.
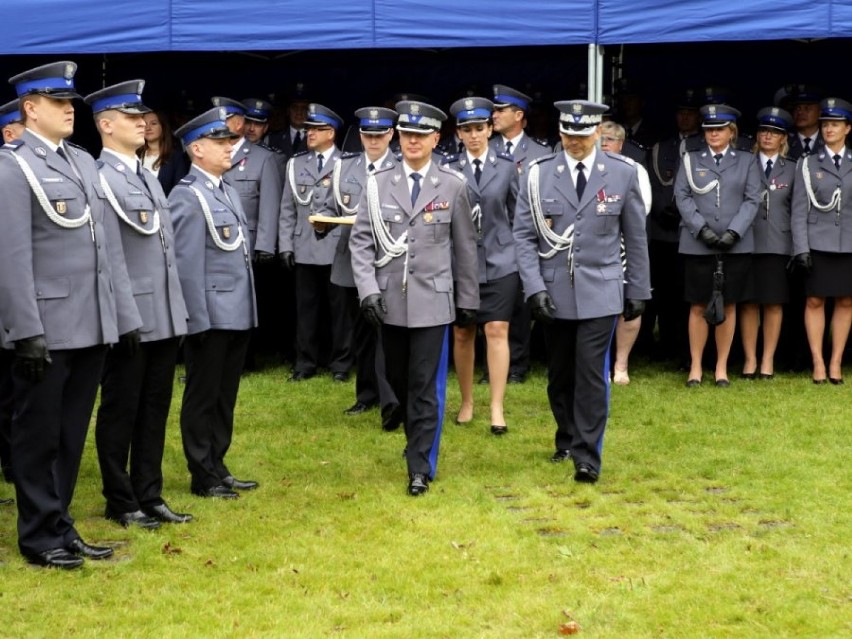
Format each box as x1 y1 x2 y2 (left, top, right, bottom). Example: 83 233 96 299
278 251 295 270
114 329 141 358
14 335 52 383
529 291 556 324
697 225 720 249
715 229 740 251
622 299 646 322
360 294 387 328
254 250 275 265
455 308 477 328
790 252 813 275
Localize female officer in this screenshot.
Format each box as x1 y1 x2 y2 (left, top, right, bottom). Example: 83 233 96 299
740 107 795 379
791 98 852 384
445 97 519 434
675 104 762 387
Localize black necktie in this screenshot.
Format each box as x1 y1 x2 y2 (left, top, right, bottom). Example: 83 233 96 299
473 159 482 184
317 154 324 174
293 130 302 151
834 154 841 170
575 162 586 200
410 172 421 206
505 140 513 155
802 137 812 154
55 146 70 164
765 158 773 179
368 163 375 173
714 153 723 166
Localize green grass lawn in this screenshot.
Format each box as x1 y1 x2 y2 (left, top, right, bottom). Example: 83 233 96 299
0 361 849 638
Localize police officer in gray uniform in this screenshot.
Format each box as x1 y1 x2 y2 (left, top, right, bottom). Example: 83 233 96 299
318 106 399 420
490 84 551 384
350 100 479 496
513 100 650 484
0 61 143 568
278 103 352 381
85 80 193 528
170 107 259 499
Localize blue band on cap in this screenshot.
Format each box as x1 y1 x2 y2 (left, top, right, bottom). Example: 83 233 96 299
759 116 787 128
494 93 528 109
457 108 491 121
91 93 143 113
181 120 229 144
0 110 22 127
15 76 75 97
307 113 339 128
822 107 852 120
705 113 737 123
221 104 245 116
359 118 393 128
246 109 269 118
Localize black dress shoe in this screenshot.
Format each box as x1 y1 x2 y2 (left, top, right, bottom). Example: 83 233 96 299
715 378 730 388
143 503 194 524
758 373 774 380
490 425 508 435
25 548 84 569
478 374 489 385
192 484 239 499
67 538 114 560
685 378 701 388
574 463 599 483
813 378 827 385
288 370 315 382
507 372 526 384
105 509 161 530
830 377 844 385
550 449 571 463
332 371 349 382
381 404 403 432
344 401 375 415
407 473 430 496
740 372 756 380
222 475 259 491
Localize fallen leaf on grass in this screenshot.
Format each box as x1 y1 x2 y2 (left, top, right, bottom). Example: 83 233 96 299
451 540 475 550
337 492 356 500
161 542 182 555
558 621 581 635
556 545 573 557
205 559 215 567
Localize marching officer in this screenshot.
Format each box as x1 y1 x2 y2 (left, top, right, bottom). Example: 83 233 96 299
0 61 142 568
170 107 259 499
513 100 651 483
278 103 352 381
85 80 192 528
350 100 479 496
318 106 400 423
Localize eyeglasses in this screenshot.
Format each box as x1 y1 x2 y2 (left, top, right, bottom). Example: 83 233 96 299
601 136 623 143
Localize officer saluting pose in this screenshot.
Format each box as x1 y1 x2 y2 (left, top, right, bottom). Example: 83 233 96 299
170 108 259 499
513 100 650 483
84 81 192 528
350 101 479 496
0 62 143 568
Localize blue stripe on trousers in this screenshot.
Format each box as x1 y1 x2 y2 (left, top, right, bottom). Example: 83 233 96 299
427 326 450 480
597 316 618 457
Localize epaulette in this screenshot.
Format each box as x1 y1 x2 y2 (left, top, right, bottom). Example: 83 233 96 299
495 151 514 161
178 174 197 185
373 163 395 174
441 153 460 164
4 139 23 150
531 137 550 148
394 151 403 162
255 141 276 152
96 160 105 170
65 140 89 153
604 150 636 166
340 151 360 160
439 164 466 181
292 149 310 158
530 152 558 165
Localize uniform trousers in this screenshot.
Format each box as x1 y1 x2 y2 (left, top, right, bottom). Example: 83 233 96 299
0 349 13 482
381 324 449 479
294 264 352 375
508 286 532 376
181 330 250 491
95 337 180 513
543 316 617 473
345 288 396 411
11 345 107 555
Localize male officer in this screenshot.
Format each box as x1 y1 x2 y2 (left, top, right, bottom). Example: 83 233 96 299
318 106 399 421
85 80 192 528
242 98 276 147
0 61 142 568
788 85 824 161
278 103 352 381
513 100 650 484
170 107 259 499
268 83 309 159
350 101 479 496
490 84 550 384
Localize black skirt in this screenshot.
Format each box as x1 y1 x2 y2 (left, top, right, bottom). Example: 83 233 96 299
477 272 519 323
683 254 753 305
806 250 852 297
745 254 790 304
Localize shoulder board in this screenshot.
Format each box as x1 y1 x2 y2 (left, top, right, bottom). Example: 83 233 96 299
96 160 105 170
178 174 197 185
4 139 24 150
531 137 550 148
496 151 513 161
604 150 635 166
340 151 360 160
441 153 460 164
255 141 275 152
530 152 558 166
373 163 395 175
394 151 403 162
438 164 466 181
292 149 309 158
65 140 88 152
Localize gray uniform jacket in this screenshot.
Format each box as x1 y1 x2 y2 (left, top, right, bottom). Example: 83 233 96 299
513 151 651 320
753 155 795 255
648 135 700 242
0 131 141 350
223 139 283 254
490 133 550 177
320 152 398 289
675 147 762 255
349 162 480 328
791 148 852 255
278 147 341 265
169 166 258 334
98 151 188 342
443 151 519 284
